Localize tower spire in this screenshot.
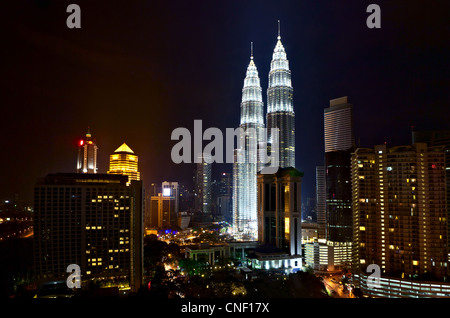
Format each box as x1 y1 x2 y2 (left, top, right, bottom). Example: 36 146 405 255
250 42 253 59
277 20 281 39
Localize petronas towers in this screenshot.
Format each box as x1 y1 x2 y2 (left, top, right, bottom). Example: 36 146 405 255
233 22 295 240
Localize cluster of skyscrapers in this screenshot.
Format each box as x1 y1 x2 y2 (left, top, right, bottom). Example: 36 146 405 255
233 22 296 241
30 22 450 298
304 95 450 297
34 130 144 293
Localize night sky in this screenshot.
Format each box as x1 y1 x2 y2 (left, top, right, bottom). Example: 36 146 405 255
2 0 449 203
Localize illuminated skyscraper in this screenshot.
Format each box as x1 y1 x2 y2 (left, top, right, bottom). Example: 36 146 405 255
77 129 98 174
33 173 144 293
324 96 354 153
267 22 295 169
194 153 212 215
233 44 264 240
107 143 140 185
324 97 354 243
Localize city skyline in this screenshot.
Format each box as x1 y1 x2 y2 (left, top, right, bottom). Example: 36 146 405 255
2 1 449 205
1 0 450 303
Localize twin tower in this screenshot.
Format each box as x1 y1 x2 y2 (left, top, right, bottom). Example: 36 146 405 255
233 22 295 239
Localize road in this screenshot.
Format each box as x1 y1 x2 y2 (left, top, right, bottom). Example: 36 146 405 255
321 276 354 298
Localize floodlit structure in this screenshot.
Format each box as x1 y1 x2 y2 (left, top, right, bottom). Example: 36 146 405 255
233 44 264 240
107 143 140 186
267 22 295 169
77 128 98 174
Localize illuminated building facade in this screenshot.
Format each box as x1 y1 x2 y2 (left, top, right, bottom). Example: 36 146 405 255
324 96 354 243
316 166 327 239
33 173 144 293
162 181 179 214
194 153 212 215
257 167 302 258
150 193 176 228
107 143 140 186
324 97 354 153
233 47 264 240
266 24 295 169
77 129 98 174
352 143 448 295
412 130 450 251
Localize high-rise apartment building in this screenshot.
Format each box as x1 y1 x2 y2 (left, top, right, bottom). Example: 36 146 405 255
352 143 448 295
107 143 140 186
412 130 450 252
33 173 144 293
77 129 98 174
266 23 295 169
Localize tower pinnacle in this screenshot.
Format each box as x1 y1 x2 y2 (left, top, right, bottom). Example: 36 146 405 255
277 20 281 40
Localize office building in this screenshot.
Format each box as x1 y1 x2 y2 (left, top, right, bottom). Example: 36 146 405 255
324 97 354 153
162 181 179 214
149 193 176 229
316 166 327 239
257 167 302 256
33 173 144 293
194 153 212 216
266 23 295 169
77 129 98 174
232 45 265 240
217 172 232 222
107 143 140 186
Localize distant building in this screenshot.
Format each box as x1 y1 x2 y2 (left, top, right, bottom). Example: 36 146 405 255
217 172 232 222
33 173 144 293
315 166 327 239
194 153 212 215
162 181 179 214
77 129 98 174
301 221 318 244
304 240 351 273
107 143 140 185
150 193 176 229
324 96 354 153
